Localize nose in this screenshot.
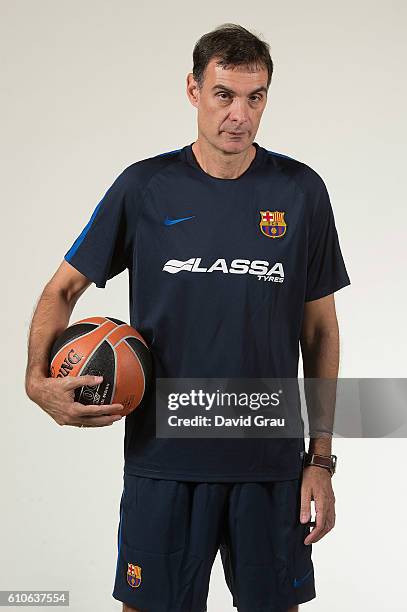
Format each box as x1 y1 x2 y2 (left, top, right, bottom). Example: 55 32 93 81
228 97 249 126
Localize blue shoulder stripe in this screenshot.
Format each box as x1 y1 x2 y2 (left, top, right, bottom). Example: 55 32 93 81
65 149 181 261
156 147 182 157
64 197 104 261
265 149 297 162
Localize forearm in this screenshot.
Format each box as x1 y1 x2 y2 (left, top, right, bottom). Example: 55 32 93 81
25 285 74 397
301 329 339 456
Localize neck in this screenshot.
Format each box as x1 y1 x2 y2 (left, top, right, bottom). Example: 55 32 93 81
192 137 256 179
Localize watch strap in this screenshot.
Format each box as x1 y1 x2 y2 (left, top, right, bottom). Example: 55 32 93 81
303 452 337 475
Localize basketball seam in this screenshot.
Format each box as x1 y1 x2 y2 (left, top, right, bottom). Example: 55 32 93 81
75 323 116 373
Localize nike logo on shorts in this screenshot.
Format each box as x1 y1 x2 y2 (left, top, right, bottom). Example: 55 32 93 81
293 568 313 588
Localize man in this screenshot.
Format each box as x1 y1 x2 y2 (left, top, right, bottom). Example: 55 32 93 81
25 23 350 612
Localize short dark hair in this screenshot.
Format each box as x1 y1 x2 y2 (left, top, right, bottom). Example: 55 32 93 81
192 23 273 90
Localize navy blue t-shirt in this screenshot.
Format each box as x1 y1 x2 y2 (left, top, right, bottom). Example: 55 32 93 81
64 142 351 481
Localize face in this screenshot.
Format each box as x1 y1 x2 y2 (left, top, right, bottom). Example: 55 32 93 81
187 56 269 154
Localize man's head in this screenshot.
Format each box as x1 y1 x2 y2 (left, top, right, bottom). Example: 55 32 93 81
187 23 273 155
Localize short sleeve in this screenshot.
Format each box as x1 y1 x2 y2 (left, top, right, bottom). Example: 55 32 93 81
64 170 134 288
305 176 351 302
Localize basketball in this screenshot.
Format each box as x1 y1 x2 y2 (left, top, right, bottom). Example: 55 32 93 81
49 316 153 416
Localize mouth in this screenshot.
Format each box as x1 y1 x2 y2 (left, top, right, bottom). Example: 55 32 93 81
227 131 245 136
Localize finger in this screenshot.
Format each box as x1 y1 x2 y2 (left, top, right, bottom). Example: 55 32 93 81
73 414 123 428
72 402 124 417
300 486 312 523
324 509 336 532
306 514 335 544
305 496 335 544
64 375 104 390
304 505 327 545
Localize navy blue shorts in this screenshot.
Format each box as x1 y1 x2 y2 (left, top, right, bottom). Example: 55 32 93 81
112 474 316 612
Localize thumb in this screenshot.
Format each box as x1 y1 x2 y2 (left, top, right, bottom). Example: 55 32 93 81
300 488 312 523
65 374 104 389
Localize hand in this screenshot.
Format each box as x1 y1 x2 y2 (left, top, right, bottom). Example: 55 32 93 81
26 375 124 428
300 465 336 545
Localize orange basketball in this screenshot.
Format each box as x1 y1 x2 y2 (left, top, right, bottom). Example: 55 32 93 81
49 316 153 416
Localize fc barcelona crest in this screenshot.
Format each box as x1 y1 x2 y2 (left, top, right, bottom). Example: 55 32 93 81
259 210 287 238
127 563 142 588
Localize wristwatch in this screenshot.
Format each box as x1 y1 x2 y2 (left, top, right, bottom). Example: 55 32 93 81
303 452 337 476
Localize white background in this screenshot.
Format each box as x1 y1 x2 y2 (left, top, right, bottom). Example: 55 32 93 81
1 1 406 610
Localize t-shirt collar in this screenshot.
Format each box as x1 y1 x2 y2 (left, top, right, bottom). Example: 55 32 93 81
182 141 266 182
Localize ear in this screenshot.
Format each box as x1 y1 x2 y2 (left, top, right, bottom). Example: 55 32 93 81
186 72 200 108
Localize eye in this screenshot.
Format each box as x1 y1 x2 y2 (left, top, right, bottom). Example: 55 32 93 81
250 95 262 103
216 92 231 100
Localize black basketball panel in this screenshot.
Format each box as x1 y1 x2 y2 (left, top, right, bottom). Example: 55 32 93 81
74 340 116 405
125 337 154 390
49 323 99 362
